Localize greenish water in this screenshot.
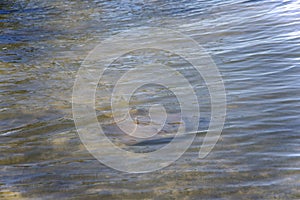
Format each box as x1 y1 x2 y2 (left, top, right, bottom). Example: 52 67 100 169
1 0 300 199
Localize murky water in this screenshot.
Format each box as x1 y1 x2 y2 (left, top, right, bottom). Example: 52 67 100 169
1 0 300 199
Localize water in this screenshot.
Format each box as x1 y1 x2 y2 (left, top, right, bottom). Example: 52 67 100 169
1 0 300 199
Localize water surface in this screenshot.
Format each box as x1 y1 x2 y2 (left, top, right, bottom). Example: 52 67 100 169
1 0 300 199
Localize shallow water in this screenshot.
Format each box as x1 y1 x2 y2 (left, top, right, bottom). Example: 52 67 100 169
1 0 300 199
